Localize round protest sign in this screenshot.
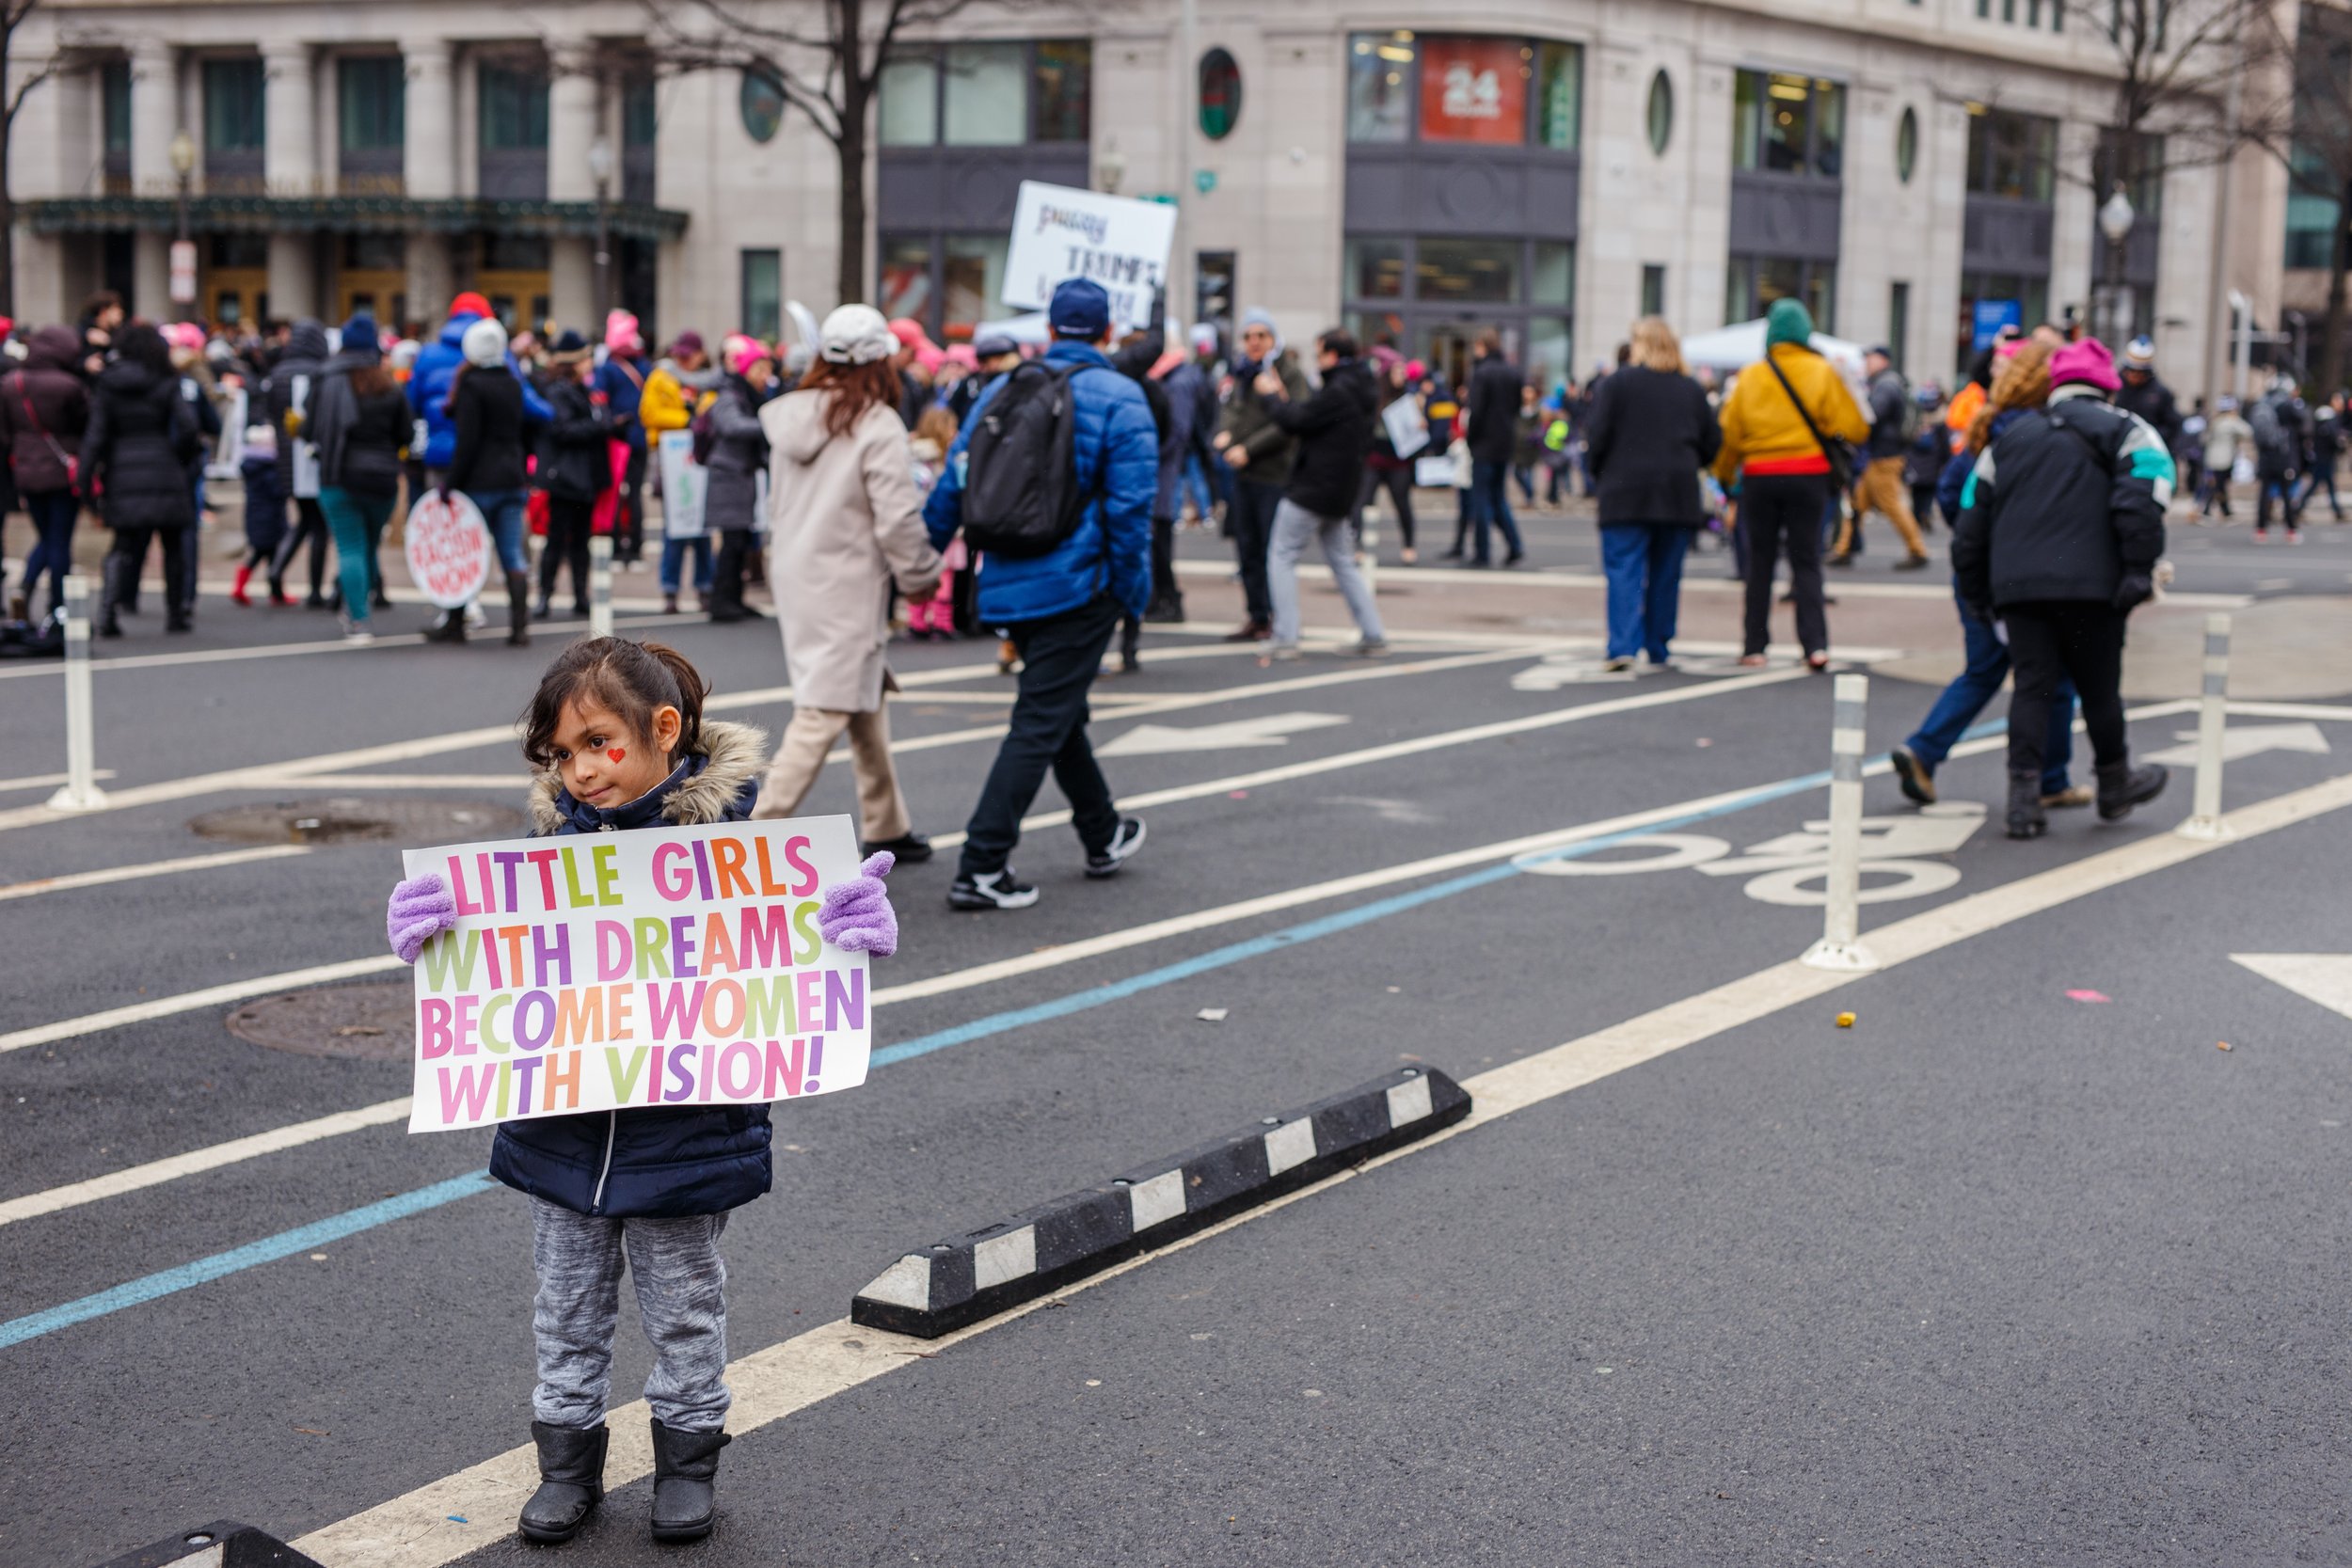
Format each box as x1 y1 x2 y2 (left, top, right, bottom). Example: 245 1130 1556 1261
404 490 494 609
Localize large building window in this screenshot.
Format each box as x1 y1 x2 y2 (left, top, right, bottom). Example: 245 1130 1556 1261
340 57 405 153
203 57 265 155
480 66 549 150
1725 255 1834 332
1346 33 1581 150
1733 71 1842 179
1965 106 2056 201
740 249 782 341
879 40 1091 149
101 58 132 193
1343 232 1575 391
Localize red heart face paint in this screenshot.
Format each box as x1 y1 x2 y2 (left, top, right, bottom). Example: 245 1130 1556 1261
607 748 627 765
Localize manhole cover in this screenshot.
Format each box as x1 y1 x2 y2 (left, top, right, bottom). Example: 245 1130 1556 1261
189 797 522 846
226 980 414 1061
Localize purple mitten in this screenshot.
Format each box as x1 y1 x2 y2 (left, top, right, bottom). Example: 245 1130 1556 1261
387 873 459 964
818 851 899 957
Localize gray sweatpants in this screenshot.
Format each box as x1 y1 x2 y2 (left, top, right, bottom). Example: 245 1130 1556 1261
530 1197 732 1433
1267 497 1385 648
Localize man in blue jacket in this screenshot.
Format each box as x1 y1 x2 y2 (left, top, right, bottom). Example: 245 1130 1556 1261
409 291 551 481
925 277 1158 911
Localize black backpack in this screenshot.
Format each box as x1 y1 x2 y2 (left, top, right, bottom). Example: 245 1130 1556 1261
961 361 1102 558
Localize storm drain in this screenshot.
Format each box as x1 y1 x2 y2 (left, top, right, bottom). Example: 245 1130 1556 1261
189 797 522 846
226 980 414 1061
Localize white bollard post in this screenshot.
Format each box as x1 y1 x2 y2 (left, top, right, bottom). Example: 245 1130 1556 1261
1802 672 1879 972
589 534 614 639
46 575 109 813
2176 611 2233 841
1358 507 1380 598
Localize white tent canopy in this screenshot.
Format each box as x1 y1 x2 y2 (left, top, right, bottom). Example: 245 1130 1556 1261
1679 319 1871 382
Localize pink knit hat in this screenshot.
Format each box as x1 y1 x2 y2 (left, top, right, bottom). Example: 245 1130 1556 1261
2049 339 2122 392
604 309 643 356
725 335 771 377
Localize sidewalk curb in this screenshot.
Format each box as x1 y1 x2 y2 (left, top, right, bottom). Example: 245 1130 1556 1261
93 1519 326 1567
851 1067 1471 1338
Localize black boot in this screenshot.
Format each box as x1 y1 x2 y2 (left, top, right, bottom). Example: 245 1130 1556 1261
421 607 468 643
2096 760 2169 822
506 571 532 647
2006 771 2047 840
518 1421 608 1544
648 1419 729 1544
95 554 127 638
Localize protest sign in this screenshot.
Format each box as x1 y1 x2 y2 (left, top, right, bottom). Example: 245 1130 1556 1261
657 430 707 540
1003 182 1177 332
403 490 493 609
1381 394 1429 459
402 814 871 1134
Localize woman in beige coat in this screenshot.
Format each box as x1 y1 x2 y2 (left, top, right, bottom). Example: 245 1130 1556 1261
750 305 943 856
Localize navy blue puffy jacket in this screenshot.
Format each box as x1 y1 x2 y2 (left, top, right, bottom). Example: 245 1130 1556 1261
486 721 776 1219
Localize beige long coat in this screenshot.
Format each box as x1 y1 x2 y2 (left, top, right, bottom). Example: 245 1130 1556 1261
759 390 942 712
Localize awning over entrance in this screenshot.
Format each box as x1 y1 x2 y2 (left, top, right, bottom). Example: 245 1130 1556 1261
24 196 689 244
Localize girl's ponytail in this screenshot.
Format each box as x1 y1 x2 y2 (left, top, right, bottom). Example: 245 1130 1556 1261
639 640 707 761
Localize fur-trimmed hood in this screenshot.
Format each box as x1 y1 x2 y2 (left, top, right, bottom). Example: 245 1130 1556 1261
527 719 768 837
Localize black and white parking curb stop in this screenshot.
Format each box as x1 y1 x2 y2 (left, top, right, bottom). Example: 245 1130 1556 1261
852 1066 1470 1338
93 1520 325 1568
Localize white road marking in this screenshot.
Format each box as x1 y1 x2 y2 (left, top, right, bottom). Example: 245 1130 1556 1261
0 768 118 794
0 1098 412 1227
0 641 1513 834
2145 721 2331 766
2221 702 2352 722
2230 952 2352 1022
0 845 309 903
1097 711 1351 757
290 768 2352 1568
0 957 405 1056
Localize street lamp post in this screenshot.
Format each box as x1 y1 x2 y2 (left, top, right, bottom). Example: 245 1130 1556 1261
167 130 198 308
2098 183 2136 348
587 135 614 321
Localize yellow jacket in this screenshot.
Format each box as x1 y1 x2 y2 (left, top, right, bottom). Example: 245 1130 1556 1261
641 365 713 435
1712 343 1869 484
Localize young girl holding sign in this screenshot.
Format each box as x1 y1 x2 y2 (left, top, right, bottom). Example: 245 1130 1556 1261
383 637 900 1545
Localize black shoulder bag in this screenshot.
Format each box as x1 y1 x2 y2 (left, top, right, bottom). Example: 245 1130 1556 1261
1761 353 1854 492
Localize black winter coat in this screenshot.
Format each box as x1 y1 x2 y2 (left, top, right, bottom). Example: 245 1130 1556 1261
2115 374 2183 455
80 360 198 529
1465 354 1525 465
699 375 769 529
540 377 614 504
1952 390 2170 610
1264 356 1380 518
263 322 330 499
1583 366 1722 527
1863 370 1912 461
310 353 409 497
0 326 90 492
447 366 530 494
488 721 777 1219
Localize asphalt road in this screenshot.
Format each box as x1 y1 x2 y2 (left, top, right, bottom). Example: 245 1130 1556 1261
4 563 2350 1567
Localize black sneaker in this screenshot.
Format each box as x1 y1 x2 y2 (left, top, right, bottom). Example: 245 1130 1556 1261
1889 744 1937 805
948 868 1039 910
1085 817 1147 879
863 831 933 864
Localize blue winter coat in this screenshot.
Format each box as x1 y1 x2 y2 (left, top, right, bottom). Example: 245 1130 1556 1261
923 340 1157 623
486 721 777 1219
408 314 551 469
595 356 650 452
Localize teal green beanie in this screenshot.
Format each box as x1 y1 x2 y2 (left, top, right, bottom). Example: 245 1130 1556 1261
1764 297 1814 348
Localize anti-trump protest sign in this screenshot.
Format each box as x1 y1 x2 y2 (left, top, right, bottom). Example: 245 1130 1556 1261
1002 181 1177 332
403 815 869 1134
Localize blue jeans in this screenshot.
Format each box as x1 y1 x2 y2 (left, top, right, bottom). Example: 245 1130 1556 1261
1180 452 1216 520
1599 525 1691 662
1905 587 2074 793
1469 460 1523 563
18 488 78 619
466 488 531 576
660 533 714 594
